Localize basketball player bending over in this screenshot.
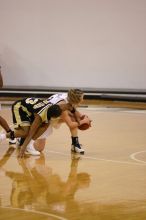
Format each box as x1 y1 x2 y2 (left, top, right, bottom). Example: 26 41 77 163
43 89 91 154
25 89 91 155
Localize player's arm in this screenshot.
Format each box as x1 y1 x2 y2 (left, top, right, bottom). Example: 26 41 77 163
33 122 50 139
18 114 42 158
0 66 3 88
61 110 78 128
71 108 82 123
61 110 89 129
70 107 91 126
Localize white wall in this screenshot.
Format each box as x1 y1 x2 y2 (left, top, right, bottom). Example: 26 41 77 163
0 0 146 89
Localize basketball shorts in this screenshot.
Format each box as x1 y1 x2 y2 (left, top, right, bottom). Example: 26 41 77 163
12 101 34 128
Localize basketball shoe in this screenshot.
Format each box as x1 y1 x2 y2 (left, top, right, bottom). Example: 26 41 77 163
26 143 40 156
8 130 16 145
71 143 85 154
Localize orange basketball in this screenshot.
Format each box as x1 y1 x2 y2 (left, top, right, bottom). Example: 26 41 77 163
78 115 90 130
78 123 90 130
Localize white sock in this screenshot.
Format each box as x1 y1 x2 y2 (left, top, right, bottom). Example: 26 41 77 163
0 133 6 140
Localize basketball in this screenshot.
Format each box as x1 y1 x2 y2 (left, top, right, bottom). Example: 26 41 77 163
78 115 91 130
78 123 90 130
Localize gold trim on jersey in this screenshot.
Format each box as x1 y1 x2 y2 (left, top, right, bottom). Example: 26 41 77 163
13 102 31 127
38 103 53 123
14 121 30 128
13 102 22 126
21 105 32 116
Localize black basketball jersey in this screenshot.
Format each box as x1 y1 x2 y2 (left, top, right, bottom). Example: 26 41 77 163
14 97 52 123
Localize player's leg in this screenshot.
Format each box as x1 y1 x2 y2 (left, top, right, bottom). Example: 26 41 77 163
0 115 16 144
70 127 85 154
34 139 46 152
0 116 16 144
8 101 40 155
5 102 30 139
0 116 11 132
33 125 53 152
14 127 41 156
67 113 85 154
15 125 41 156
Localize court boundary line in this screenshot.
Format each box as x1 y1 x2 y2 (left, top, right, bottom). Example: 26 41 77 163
130 151 146 164
0 206 68 220
79 107 146 113
47 150 146 166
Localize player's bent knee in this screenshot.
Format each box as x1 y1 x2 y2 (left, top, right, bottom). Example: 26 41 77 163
34 139 46 152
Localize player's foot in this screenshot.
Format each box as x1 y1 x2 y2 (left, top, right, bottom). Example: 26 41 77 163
7 130 16 145
26 143 40 156
16 137 25 147
71 143 85 154
9 138 16 145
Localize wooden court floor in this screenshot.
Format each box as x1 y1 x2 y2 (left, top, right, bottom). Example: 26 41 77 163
0 103 146 220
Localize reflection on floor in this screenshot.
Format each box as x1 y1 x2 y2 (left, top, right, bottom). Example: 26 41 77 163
0 106 146 220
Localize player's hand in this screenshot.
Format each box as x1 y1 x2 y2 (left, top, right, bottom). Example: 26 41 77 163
80 115 92 127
